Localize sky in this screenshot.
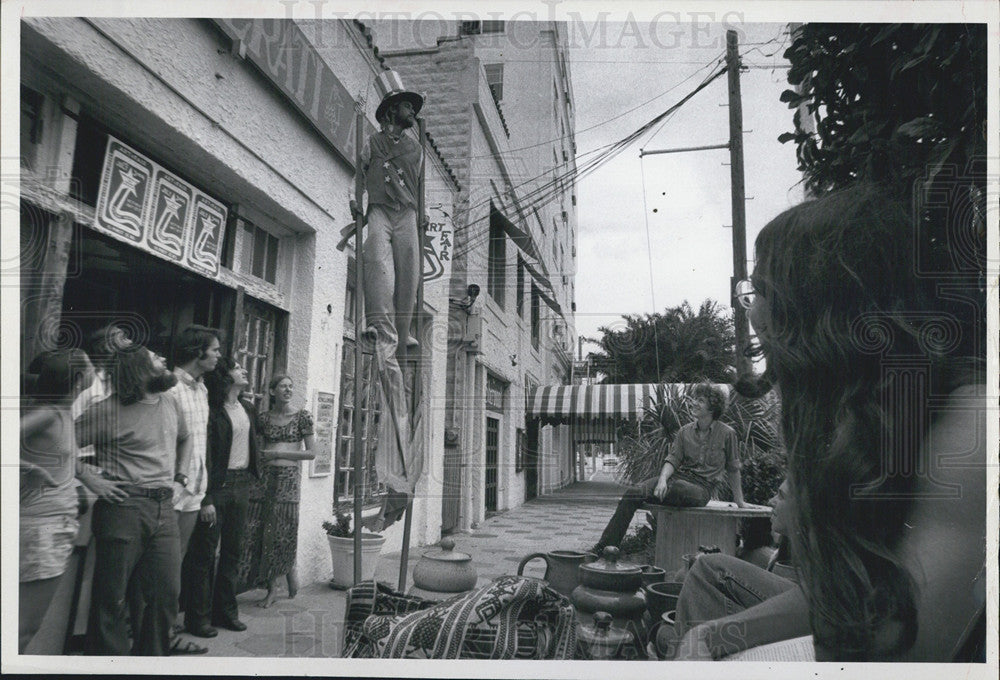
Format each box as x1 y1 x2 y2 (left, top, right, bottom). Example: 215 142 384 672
567 21 805 352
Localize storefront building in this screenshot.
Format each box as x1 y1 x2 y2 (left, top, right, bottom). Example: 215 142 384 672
19 16 459 591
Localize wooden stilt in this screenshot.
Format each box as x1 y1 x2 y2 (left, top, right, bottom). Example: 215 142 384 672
398 116 428 593
352 108 366 586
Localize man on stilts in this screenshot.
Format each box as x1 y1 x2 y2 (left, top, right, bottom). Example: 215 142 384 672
347 69 426 531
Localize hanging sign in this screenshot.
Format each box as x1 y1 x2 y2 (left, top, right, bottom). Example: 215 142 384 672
92 136 228 279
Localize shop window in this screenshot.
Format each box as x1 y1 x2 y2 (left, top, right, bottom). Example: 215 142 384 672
488 218 506 309
20 86 44 167
335 340 384 504
516 256 525 318
531 284 540 350
344 257 357 323
460 20 505 35
238 220 280 284
484 63 504 102
234 300 276 409
69 115 110 207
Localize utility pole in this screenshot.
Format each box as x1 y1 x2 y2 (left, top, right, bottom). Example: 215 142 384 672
726 29 752 381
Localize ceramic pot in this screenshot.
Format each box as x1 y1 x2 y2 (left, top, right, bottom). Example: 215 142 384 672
516 550 596 597
571 547 646 630
327 533 385 589
639 565 666 588
645 581 683 622
577 611 634 660
412 538 478 593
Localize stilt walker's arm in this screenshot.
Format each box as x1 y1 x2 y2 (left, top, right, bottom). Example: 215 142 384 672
352 108 365 586
397 117 426 593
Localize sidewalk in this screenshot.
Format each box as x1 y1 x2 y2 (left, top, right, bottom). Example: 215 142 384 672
198 469 631 657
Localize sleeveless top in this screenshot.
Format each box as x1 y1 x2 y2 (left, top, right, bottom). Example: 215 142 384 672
365 130 422 210
259 409 314 444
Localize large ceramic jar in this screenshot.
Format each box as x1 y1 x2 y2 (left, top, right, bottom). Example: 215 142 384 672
570 547 646 625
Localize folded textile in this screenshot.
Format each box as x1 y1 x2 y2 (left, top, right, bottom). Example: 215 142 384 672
343 576 578 659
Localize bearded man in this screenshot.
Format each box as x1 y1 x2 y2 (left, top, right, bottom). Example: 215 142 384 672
76 346 191 655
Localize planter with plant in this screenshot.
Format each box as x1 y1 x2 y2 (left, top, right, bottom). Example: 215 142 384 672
324 510 386 589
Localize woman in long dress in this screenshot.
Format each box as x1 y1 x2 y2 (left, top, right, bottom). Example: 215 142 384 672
238 374 314 608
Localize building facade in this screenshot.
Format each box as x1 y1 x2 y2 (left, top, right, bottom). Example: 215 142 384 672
18 17 459 589
370 19 579 533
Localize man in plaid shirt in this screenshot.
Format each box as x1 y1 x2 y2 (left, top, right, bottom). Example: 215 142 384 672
168 326 221 643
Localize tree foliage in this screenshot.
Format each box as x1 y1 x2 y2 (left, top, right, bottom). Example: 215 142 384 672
585 300 735 384
779 24 987 197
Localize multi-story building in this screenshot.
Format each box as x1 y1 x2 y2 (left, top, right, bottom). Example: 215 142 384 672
370 19 579 533
17 17 460 594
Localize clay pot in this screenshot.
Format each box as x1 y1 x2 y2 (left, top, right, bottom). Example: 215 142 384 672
639 565 667 588
645 581 683 622
571 547 647 629
412 538 478 593
327 533 385 589
577 611 634 660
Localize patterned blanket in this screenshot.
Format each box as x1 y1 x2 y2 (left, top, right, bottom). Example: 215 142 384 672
343 576 578 659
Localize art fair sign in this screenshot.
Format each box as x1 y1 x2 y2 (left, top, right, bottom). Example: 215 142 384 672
94 137 227 278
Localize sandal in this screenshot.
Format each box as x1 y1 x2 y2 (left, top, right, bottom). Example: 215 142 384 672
169 637 209 655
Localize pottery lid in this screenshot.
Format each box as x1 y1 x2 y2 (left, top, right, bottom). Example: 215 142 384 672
577 611 633 652
421 537 472 563
579 546 642 577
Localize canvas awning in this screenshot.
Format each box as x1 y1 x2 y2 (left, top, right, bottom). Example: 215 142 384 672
526 383 658 425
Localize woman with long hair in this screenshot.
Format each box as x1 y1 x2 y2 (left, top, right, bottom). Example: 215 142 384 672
238 373 315 608
19 349 95 653
182 357 260 636
679 184 985 661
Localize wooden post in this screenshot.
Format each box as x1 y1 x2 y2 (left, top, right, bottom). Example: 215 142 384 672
397 116 427 592
352 109 365 585
726 30 752 381
22 210 75 371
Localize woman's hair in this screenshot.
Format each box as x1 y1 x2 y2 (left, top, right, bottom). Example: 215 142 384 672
690 382 726 420
751 184 984 660
173 325 222 367
29 349 91 405
109 346 154 406
268 373 292 393
204 356 237 410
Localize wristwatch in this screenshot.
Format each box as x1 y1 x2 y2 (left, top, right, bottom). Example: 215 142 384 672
174 473 189 487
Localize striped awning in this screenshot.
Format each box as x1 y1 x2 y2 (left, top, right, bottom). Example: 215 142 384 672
570 418 619 443
527 383 658 424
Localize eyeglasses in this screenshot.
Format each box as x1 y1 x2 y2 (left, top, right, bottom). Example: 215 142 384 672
735 279 756 310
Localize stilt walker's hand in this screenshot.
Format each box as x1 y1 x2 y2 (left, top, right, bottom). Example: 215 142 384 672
349 199 362 220
418 213 429 231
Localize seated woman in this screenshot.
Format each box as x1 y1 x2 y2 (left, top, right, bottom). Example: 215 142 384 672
677 184 986 662
593 383 745 553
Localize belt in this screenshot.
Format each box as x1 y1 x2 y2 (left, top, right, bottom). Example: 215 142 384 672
119 485 173 500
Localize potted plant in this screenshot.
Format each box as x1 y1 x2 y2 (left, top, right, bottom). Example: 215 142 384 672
323 510 386 589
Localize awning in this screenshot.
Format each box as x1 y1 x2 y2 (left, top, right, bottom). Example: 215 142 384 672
491 203 563 316
570 418 618 443
527 383 658 424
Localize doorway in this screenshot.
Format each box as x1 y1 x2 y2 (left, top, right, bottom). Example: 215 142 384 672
485 416 499 514
525 419 539 501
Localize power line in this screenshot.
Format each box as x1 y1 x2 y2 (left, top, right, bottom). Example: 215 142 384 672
451 62 730 262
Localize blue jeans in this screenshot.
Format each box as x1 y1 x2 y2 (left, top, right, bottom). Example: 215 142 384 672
597 474 710 549
673 552 796 637
88 496 180 655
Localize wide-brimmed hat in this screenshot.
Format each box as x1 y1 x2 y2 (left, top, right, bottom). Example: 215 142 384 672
374 69 424 123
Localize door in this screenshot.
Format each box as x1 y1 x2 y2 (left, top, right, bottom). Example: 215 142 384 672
525 419 539 501
441 445 461 534
485 416 499 513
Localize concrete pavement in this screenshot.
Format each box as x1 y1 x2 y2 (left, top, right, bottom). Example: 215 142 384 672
196 469 637 657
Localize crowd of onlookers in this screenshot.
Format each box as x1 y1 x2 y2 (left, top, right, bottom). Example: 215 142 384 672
19 325 314 656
